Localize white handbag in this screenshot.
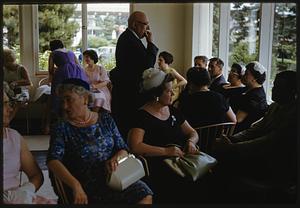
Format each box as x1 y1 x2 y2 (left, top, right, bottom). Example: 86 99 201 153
107 154 145 191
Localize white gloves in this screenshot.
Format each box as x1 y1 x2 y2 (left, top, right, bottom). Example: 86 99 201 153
3 182 36 204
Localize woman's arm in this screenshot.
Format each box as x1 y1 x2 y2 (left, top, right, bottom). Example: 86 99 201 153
48 53 55 83
92 80 109 89
172 69 187 88
47 159 88 204
92 65 110 89
226 107 237 123
20 137 43 192
128 128 183 157
12 66 32 87
180 121 199 154
236 110 248 123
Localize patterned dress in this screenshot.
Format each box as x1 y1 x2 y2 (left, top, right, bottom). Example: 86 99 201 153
85 65 112 112
47 111 153 204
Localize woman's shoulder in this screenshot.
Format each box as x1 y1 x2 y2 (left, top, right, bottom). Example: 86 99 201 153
6 127 22 137
4 128 22 144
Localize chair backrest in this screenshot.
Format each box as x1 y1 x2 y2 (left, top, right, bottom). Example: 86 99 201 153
38 77 49 86
48 170 71 204
194 122 236 154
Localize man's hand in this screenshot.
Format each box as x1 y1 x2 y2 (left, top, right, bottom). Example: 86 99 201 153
145 30 153 43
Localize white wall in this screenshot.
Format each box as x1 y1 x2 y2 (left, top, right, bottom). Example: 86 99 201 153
132 3 193 76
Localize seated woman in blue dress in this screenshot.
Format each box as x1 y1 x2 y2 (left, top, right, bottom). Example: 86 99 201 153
177 67 236 127
234 61 268 133
47 78 153 204
127 68 199 203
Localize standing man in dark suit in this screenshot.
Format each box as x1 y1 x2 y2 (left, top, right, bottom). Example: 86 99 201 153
111 11 159 138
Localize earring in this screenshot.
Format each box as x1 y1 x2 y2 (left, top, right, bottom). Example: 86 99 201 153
156 97 159 102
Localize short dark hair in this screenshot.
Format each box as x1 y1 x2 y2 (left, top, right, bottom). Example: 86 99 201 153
245 62 266 85
142 73 175 102
159 51 173 65
50 39 64 51
275 70 296 94
231 63 244 79
194 55 208 63
83 49 98 64
209 57 224 69
187 67 211 87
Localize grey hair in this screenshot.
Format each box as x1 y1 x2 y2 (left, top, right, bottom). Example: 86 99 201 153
56 83 93 104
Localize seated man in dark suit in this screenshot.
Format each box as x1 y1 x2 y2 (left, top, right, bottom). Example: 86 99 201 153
208 57 228 92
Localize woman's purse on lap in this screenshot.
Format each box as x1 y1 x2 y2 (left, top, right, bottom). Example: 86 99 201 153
107 154 145 191
164 145 217 181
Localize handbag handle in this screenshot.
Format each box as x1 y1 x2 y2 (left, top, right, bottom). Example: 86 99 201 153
137 156 150 177
165 143 201 153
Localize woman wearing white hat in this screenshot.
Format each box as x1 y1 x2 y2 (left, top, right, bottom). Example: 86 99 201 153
234 61 268 133
127 68 199 203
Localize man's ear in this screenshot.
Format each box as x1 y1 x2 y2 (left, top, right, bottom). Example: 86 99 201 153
132 21 137 29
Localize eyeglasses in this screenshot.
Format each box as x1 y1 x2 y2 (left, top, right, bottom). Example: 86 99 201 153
229 71 240 76
136 20 149 26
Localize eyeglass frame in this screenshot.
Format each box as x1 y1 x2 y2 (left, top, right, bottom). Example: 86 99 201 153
136 20 149 26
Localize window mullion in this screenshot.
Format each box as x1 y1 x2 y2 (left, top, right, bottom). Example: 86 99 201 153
218 3 230 78
82 4 88 52
259 3 275 103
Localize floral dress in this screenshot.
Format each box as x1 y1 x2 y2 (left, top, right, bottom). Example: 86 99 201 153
47 111 153 203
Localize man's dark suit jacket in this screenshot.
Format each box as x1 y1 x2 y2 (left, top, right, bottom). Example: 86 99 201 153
110 28 158 136
209 74 227 93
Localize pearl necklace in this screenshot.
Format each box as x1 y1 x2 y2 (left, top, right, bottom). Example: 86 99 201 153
69 111 93 126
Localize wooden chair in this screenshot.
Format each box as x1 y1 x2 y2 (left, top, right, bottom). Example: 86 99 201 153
38 77 50 86
48 170 72 204
194 122 236 154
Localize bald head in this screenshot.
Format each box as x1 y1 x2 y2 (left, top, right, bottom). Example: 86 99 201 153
128 11 150 38
128 11 146 27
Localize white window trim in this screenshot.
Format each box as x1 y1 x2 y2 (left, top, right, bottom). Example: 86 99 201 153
259 3 275 103
82 3 88 52
218 3 231 79
193 3 277 102
192 3 213 64
32 5 41 75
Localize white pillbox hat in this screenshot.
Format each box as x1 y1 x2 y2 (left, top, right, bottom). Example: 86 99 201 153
142 68 166 91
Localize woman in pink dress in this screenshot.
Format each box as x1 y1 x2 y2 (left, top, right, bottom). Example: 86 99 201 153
2 91 56 204
83 49 112 112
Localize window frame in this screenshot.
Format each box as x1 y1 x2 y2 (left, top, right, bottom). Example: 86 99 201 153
194 3 278 103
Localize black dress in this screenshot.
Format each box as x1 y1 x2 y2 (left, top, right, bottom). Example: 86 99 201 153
178 90 230 127
219 86 247 113
234 86 268 133
131 106 197 203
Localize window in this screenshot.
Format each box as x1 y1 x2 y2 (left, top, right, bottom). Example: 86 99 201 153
36 3 129 73
38 4 80 72
212 3 220 57
228 3 261 67
269 3 296 100
3 5 20 62
86 3 129 70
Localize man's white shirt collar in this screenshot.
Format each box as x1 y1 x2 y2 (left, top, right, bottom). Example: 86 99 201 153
128 28 141 40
